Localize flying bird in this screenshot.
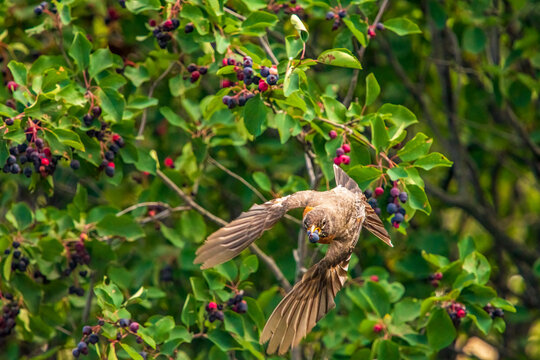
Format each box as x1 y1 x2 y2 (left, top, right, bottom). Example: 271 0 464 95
194 164 392 355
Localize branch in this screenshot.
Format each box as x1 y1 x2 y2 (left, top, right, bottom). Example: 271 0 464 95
116 201 172 217
82 273 96 323
156 169 292 291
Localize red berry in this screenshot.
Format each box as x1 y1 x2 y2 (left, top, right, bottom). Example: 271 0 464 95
368 27 376 37
333 156 342 165
373 324 383 333
390 187 400 198
163 19 173 29
41 158 50 166
7 81 19 92
370 275 379 282
190 71 200 83
107 162 115 168
258 81 269 92
329 130 337 139
208 302 217 310
222 59 228 66
129 322 139 332
221 79 233 88
112 134 121 142
374 187 384 196
43 148 51 157
340 155 350 165
430 279 439 287
336 148 345 157
342 144 351 153
149 19 157 27
457 309 466 318
392 221 400 229
164 157 174 168
433 272 443 280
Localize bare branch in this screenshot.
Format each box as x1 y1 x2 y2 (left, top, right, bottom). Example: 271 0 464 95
117 201 172 217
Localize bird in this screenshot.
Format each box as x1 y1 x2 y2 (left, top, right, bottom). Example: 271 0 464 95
194 164 392 355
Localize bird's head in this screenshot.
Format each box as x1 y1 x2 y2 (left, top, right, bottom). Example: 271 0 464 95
303 208 330 243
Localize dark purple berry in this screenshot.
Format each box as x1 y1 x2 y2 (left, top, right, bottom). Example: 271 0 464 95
332 19 340 31
89 333 99 344
7 155 16 165
266 74 278 85
83 114 93 126
222 95 231 105
393 213 404 223
243 57 253 67
70 159 80 170
260 66 269 77
399 192 408 203
185 23 194 33
105 166 115 177
386 203 397 214
5 118 14 126
243 67 254 78
338 10 346 18
390 187 400 198
398 207 406 215
199 66 207 75
187 63 197 73
77 341 88 351
72 348 80 358
105 151 115 161
82 325 92 335
118 318 130 327
23 167 32 177
326 11 335 20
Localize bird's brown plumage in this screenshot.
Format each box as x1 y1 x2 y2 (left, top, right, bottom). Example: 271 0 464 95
194 165 392 354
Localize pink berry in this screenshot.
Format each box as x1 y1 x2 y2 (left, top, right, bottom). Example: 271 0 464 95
41 158 50 166
433 272 443 280
208 302 217 310
333 157 342 165
221 79 233 88
374 187 384 196
222 59 228 66
342 144 351 153
329 130 337 139
107 162 115 168
7 81 18 92
390 187 400 198
164 157 174 168
258 81 269 92
163 19 173 29
373 324 383 333
336 148 345 157
392 222 399 229
430 279 439 287
368 27 376 37
370 275 379 282
129 322 139 332
340 155 350 165
149 19 157 27
457 309 466 318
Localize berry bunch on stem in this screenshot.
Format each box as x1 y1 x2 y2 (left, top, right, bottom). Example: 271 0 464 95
333 140 351 166
151 18 180 49
325 7 347 31
0 293 19 337
445 301 467 326
187 63 208 83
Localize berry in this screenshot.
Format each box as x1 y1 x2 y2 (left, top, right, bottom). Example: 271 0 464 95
392 221 399 229
260 66 269 77
187 63 197 73
386 203 398 214
338 10 347 18
393 213 404 223
238 95 247 106
221 79 233 88
493 308 504 317
430 279 439 287
88 334 99 344
129 322 139 332
266 74 278 85
342 144 351 153
4 249 10 255
368 27 376 37
34 5 43 15
390 187 400 198
139 351 148 360
41 158 50 166
13 250 21 259
207 302 218 311
72 348 80 358
185 23 194 33
82 325 92 335
7 155 16 165
227 97 238 109
368 198 378 208
5 118 14 126
227 58 236 66
457 309 466 318
70 160 80 170
399 192 408 203
364 189 373 198
376 22 385 30
236 300 248 313
370 275 379 282
243 67 254 78
215 310 224 321
91 106 102 118
243 57 253 67
433 272 443 280
336 148 345 157
398 207 406 215
332 19 340 31
190 71 200 83
118 318 130 327
325 11 335 20
105 151 115 161
373 324 383 333
23 168 32 177
329 130 337 139
163 19 173 30
269 66 278 75
83 114 93 126
258 81 269 92
77 341 88 351
7 81 18 92
339 155 350 165
374 187 384 196
109 144 119 153
333 156 342 165
199 66 207 75
222 95 231 105
79 270 87 277
149 19 157 27
136 336 143 344
164 157 174 168
171 19 180 29
105 166 115 177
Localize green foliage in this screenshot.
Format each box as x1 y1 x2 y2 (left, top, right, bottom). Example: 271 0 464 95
0 0 533 359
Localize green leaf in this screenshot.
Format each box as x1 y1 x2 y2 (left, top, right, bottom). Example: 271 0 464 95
243 95 268 136
3 251 13 281
384 18 422 36
322 96 347 124
290 14 308 41
460 284 496 306
243 11 278 30
393 298 421 322
414 152 453 170
377 340 399 360
318 48 362 69
405 184 431 215
124 65 150 87
161 225 184 248
365 73 380 107
387 166 408 181
96 214 144 240
215 262 238 282
397 133 432 162
252 172 272 192
190 276 210 301
421 251 449 268
181 294 198 326
286 36 303 59
7 202 34 230
125 0 161 13
463 27 486 54
378 103 418 141
120 344 143 360
160 107 190 133
371 115 389 151
343 16 367 47
7 61 27 85
463 251 491 285
361 281 390 317
427 308 456 350
54 129 85 151
467 304 492 335
99 87 125 122
458 237 475 260
89 48 115 79
239 255 259 281
69 32 92 70
348 166 382 189
207 330 241 351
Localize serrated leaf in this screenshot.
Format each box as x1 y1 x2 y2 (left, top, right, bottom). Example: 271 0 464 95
318 48 362 69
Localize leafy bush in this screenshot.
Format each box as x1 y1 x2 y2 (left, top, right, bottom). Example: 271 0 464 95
2 0 534 359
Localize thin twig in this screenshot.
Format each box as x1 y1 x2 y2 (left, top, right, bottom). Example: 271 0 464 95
156 169 292 291
116 201 172 217
138 206 191 224
137 62 176 137
259 36 279 65
224 7 246 20
82 274 96 323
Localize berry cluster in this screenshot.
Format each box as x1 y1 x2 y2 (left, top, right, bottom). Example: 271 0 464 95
332 142 351 166
4 241 30 273
268 0 304 16
151 18 180 49
0 293 18 338
446 301 467 326
187 63 208 83
205 290 248 324
34 1 57 15
368 23 385 38
428 272 443 287
2 133 59 178
325 8 347 31
205 302 224 322
365 185 408 228
85 122 125 178
483 304 504 319
64 235 91 296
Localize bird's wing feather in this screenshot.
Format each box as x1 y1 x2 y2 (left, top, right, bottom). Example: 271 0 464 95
194 191 314 269
260 245 352 355
333 164 393 247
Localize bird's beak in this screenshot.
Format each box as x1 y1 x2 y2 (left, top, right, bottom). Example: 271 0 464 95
307 225 320 243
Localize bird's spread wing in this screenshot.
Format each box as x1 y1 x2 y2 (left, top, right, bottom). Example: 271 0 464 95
333 164 393 247
260 245 352 355
194 191 314 269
